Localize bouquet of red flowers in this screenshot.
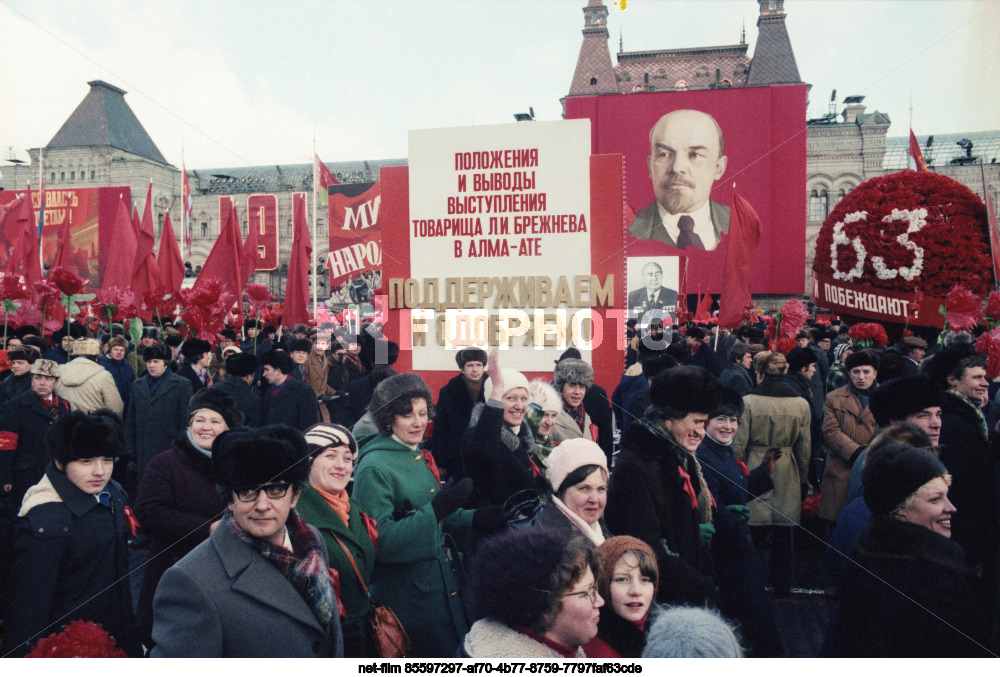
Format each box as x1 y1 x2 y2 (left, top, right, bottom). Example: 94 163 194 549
26 620 128 658
848 322 888 349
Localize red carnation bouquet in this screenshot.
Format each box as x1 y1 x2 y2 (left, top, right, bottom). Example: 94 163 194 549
764 299 808 354
941 284 984 333
848 322 888 349
26 620 128 658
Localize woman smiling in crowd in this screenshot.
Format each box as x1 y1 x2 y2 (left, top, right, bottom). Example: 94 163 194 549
537 438 611 545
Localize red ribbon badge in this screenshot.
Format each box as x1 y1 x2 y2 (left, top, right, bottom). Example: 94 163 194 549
123 505 140 539
675 466 699 511
420 449 442 486
735 460 750 478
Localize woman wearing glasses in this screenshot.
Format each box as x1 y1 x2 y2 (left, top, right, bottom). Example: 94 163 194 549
697 387 783 657
462 527 603 658
151 425 344 657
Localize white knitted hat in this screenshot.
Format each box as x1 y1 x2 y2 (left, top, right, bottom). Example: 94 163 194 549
484 368 530 400
547 438 608 494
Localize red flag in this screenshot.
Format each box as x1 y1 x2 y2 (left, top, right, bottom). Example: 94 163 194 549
194 200 244 302
51 196 73 270
283 193 312 326
909 129 929 172
182 163 193 256
157 212 185 296
131 182 160 297
3 193 41 288
314 154 339 207
101 196 138 292
694 293 713 322
242 206 260 287
717 191 762 328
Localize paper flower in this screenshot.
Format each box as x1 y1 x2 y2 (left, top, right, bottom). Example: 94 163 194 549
49 267 89 296
26 619 128 658
974 330 1000 380
848 322 889 349
245 283 274 312
943 284 984 332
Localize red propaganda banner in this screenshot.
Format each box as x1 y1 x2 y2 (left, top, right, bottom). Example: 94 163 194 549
565 85 807 296
810 271 945 329
0 186 128 289
327 182 382 306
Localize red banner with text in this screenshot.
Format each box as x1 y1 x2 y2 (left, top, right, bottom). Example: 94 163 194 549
327 182 382 306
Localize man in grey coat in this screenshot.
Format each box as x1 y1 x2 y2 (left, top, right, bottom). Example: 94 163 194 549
151 425 343 657
123 345 193 494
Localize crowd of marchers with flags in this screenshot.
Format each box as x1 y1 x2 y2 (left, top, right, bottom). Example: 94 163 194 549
1 141 1000 658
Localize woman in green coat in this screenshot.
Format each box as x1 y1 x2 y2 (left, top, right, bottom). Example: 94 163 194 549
352 373 491 658
297 423 378 657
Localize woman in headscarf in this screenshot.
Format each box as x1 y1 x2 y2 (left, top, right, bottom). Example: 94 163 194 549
605 366 720 606
536 438 611 545
296 423 378 657
583 536 659 658
351 373 506 657
134 389 242 648
830 443 990 657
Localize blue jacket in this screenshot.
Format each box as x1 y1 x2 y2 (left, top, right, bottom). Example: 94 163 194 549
98 355 134 406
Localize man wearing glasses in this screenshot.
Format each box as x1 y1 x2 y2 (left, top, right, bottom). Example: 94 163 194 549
151 425 344 657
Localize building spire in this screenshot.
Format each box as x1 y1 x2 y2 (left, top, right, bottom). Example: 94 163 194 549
566 0 618 97
741 17 746 45
745 0 802 86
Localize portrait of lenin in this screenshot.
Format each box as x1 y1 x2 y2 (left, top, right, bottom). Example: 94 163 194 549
627 109 730 251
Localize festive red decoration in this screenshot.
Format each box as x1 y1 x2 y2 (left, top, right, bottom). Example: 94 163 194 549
986 292 1000 325
244 283 274 312
94 287 138 324
0 349 10 371
943 284 984 332
801 492 822 518
26 619 128 658
813 171 993 298
974 331 1000 380
1 275 30 301
764 299 808 354
848 322 889 349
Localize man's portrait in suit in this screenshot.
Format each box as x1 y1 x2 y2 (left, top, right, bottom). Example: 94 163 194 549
627 259 678 322
627 109 731 251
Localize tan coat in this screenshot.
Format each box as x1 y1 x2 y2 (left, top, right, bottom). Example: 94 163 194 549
303 352 338 423
731 380 812 526
550 407 593 445
56 357 125 416
819 386 876 522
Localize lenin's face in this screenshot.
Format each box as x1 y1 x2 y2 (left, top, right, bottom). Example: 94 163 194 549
647 110 727 215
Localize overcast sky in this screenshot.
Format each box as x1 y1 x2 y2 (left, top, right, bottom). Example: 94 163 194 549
1 0 997 170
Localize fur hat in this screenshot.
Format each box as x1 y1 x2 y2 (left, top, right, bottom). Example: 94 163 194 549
107 335 129 350
47 409 124 465
292 323 310 335
455 348 488 369
212 424 310 494
845 348 880 372
22 335 48 355
547 438 608 495
260 349 293 374
922 344 979 388
642 607 743 658
484 369 530 401
528 380 561 414
556 347 582 363
287 338 312 354
221 345 242 358
141 325 162 341
303 423 358 460
869 375 943 427
30 359 60 378
188 388 244 430
245 318 262 330
220 329 238 342
649 366 721 416
71 338 101 357
142 344 171 364
7 346 37 364
367 373 434 433
709 386 745 419
180 338 212 361
786 346 817 373
225 351 258 377
863 443 949 516
553 358 594 392
755 351 788 378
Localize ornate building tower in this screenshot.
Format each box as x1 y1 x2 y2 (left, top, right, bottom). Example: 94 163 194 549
745 0 802 86
566 0 618 98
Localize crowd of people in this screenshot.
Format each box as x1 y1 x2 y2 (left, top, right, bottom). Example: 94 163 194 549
0 311 997 658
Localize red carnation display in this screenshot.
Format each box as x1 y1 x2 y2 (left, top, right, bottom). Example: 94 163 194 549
26 619 128 658
811 170 994 331
847 322 889 349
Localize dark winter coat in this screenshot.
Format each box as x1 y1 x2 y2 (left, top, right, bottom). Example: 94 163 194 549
343 369 396 428
937 390 999 581
461 401 535 508
176 362 208 393
4 464 141 656
720 363 754 397
0 371 31 407
587 607 646 658
352 432 475 658
98 355 134 406
150 518 343 657
605 420 715 606
296 485 378 657
212 375 262 427
611 364 646 432
260 375 319 432
124 370 193 487
583 384 615 465
698 434 773 555
830 517 991 657
431 373 485 480
0 391 72 505
133 433 227 648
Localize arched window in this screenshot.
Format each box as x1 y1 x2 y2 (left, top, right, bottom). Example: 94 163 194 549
590 77 597 85
674 80 688 90
820 190 829 219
